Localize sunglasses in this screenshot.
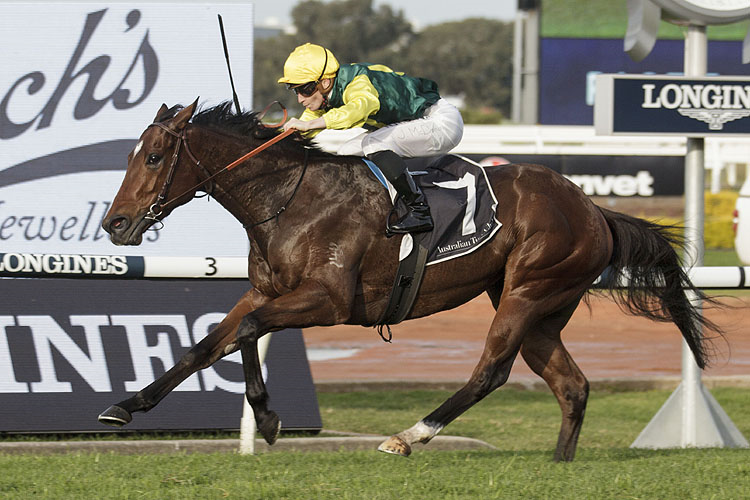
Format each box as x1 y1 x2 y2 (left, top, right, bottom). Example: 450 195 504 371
286 46 329 98
287 81 319 97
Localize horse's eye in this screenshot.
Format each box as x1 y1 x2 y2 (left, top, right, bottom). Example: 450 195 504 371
146 153 161 166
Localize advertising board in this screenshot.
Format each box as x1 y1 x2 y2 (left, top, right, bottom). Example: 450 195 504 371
1 2 253 256
0 279 322 433
595 74 750 136
1 3 321 433
540 38 748 125
464 154 685 196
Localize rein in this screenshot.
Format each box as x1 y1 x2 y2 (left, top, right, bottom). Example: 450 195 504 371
245 147 309 229
143 123 297 228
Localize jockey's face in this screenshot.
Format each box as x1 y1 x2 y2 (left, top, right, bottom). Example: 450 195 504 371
297 78 332 111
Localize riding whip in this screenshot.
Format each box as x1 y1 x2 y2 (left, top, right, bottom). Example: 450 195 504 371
217 14 242 114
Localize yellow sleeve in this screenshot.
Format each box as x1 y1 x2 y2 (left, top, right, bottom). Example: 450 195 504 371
298 108 326 138
300 108 325 121
322 74 380 130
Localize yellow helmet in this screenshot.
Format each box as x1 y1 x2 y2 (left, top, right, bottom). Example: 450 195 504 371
278 43 339 85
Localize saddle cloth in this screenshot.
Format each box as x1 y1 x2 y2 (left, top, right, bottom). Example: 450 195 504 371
363 154 502 265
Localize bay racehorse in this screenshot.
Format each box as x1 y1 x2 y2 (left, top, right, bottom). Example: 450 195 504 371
98 100 719 461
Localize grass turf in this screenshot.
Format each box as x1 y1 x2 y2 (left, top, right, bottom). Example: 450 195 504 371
1 388 748 499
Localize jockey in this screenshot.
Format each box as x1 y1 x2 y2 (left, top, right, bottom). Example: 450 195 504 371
278 43 464 234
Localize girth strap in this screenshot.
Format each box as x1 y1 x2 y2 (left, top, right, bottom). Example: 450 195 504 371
376 232 430 341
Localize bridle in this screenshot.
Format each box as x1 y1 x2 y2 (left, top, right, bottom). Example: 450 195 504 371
142 117 299 230
143 122 207 227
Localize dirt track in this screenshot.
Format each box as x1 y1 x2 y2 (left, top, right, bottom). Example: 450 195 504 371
302 295 750 384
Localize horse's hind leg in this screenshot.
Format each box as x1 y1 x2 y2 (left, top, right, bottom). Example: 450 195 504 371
97 289 269 427
378 292 532 456
378 288 593 458
519 298 589 462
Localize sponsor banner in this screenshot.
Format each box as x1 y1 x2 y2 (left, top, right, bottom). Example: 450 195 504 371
540 38 747 125
0 253 137 278
0 5 322 434
0 3 254 256
596 74 750 136
464 154 684 197
0 279 321 432
0 253 253 279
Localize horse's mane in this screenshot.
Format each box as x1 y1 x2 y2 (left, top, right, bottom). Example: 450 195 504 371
168 101 332 156
192 101 265 138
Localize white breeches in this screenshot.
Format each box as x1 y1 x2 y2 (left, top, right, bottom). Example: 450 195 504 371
335 98 464 158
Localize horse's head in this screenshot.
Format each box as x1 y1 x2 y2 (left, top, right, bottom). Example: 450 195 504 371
103 99 203 245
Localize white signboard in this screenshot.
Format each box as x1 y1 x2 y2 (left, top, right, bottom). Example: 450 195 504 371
0 3 254 256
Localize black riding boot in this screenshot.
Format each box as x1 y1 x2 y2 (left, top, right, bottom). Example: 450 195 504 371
368 150 434 234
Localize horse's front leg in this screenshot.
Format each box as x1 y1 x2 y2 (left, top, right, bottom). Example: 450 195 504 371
98 289 271 427
235 279 345 445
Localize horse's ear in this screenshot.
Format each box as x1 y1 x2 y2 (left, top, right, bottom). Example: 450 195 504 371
172 98 199 130
154 103 169 122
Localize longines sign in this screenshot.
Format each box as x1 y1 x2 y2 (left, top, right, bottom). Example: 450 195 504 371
0 279 321 432
595 74 750 136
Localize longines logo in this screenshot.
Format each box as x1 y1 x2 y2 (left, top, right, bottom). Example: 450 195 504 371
641 83 750 130
0 8 158 140
676 109 750 130
0 252 129 275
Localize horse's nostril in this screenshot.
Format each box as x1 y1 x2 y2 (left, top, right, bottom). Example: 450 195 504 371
106 215 130 234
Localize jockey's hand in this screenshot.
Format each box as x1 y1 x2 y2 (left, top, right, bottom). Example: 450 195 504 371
283 118 311 132
283 117 326 133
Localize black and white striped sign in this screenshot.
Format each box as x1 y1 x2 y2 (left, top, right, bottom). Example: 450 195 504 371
0 253 248 279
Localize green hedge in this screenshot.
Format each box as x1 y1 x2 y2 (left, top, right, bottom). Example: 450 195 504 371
705 191 738 249
647 191 738 249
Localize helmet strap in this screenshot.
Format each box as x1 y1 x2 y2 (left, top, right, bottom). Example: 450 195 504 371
316 47 333 108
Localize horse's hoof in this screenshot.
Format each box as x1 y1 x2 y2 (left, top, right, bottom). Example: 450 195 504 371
378 435 412 457
98 405 132 427
259 411 281 445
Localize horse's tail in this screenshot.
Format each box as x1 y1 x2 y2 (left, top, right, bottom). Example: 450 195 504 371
598 207 720 369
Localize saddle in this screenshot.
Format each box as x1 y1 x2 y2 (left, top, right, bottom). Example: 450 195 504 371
364 154 502 337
